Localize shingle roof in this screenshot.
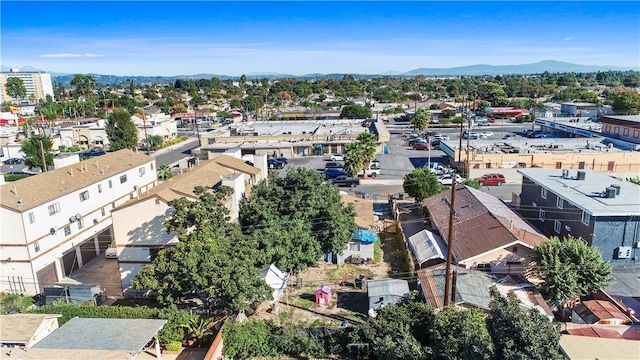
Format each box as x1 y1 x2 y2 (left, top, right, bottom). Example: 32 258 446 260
33 318 166 351
0 149 153 212
367 279 409 298
211 154 261 176
417 265 499 310
422 186 544 261
115 159 232 209
0 314 61 343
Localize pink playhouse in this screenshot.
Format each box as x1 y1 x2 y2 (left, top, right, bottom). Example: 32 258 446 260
316 285 331 305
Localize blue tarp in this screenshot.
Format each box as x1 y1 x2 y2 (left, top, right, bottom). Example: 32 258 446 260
352 229 378 243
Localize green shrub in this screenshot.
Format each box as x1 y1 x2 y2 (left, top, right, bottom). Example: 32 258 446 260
0 293 35 313
4 174 31 182
165 341 183 351
222 319 278 359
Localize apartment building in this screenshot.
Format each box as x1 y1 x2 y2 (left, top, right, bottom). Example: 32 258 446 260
0 68 54 104
0 150 157 295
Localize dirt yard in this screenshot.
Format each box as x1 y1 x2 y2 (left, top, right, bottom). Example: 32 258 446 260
251 226 411 325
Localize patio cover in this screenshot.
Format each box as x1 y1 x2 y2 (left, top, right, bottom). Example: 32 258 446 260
408 229 447 267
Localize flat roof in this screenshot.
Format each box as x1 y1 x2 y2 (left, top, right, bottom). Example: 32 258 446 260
442 137 623 155
235 120 367 137
517 169 640 216
34 318 166 352
559 335 640 359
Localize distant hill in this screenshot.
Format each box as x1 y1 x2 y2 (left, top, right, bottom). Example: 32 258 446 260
402 60 635 76
9 60 632 85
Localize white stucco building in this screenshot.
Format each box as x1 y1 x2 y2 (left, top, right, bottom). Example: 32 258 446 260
110 155 263 295
0 150 157 295
131 113 178 146
0 69 54 104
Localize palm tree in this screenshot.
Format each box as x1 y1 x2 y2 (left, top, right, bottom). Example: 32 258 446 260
181 317 213 346
158 163 173 181
357 131 377 177
343 142 364 176
412 108 430 132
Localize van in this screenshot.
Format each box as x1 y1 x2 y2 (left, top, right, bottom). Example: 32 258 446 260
475 118 491 126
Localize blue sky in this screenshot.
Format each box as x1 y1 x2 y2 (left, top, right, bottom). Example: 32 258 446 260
2 1 639 76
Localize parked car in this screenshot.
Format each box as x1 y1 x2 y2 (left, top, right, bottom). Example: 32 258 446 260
3 158 23 165
80 148 106 159
503 133 517 140
475 118 491 126
330 154 345 161
370 159 380 168
331 175 360 188
476 173 506 186
409 138 427 146
432 134 450 141
530 132 553 138
357 164 381 178
274 157 288 164
413 142 429 150
423 162 446 175
324 168 348 179
105 242 117 259
267 158 285 169
424 130 440 137
482 131 494 137
462 131 480 140
325 162 344 169
437 174 463 185
402 131 419 138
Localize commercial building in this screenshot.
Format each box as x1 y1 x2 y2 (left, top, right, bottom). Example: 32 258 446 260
598 115 640 150
516 169 640 266
0 150 157 294
0 68 54 104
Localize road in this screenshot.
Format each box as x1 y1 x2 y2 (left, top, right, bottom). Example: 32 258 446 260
152 138 200 166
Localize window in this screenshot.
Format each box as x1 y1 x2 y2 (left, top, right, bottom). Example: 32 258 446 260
48 202 61 215
108 180 113 188
64 226 71 236
101 207 106 216
120 175 127 184
541 188 547 199
349 243 361 251
34 241 40 253
28 212 35 224
554 220 561 233
614 126 620 135
512 246 518 253
79 191 90 202
556 197 563 209
582 211 591 225
77 218 84 230
623 128 629 136
139 167 146 177
150 163 154 170
634 130 640 139
208 138 215 145
605 124 611 132
539 209 546 222
98 184 102 193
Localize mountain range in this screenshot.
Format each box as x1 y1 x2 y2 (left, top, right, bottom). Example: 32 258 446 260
2 60 636 85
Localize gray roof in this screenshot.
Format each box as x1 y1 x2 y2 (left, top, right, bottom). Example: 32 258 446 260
34 318 166 351
604 266 640 297
368 278 409 298
517 169 640 216
408 230 446 266
419 266 500 310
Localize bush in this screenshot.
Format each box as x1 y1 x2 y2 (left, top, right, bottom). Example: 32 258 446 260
165 341 183 351
4 174 31 182
0 293 35 313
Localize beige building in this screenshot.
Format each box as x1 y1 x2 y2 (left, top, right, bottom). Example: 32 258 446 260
199 120 390 158
58 119 108 149
110 155 263 295
131 113 178 145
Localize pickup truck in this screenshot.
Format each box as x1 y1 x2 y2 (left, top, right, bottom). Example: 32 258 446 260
357 165 381 178
331 175 360 187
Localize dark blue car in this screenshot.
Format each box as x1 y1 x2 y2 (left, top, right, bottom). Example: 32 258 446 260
324 168 348 179
80 148 106 159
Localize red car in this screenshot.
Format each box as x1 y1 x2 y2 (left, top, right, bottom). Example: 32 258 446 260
412 142 429 150
476 173 506 186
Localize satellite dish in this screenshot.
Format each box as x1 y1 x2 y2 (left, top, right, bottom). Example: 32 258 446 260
69 216 77 223
49 227 57 235
75 214 82 220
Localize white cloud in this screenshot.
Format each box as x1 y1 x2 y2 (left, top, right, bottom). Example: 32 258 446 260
564 37 573 41
38 53 104 58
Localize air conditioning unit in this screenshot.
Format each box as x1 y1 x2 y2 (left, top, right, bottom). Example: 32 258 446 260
49 227 57 235
617 247 632 259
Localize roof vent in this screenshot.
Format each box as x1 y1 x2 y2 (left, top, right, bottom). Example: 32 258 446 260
576 171 586 180
562 169 569 178
605 187 616 198
610 184 621 195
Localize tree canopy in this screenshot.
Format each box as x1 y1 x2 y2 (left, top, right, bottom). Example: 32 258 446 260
412 108 430 131
21 134 54 172
105 108 138 150
70 74 97 97
6 77 27 103
403 168 443 203
530 236 612 304
239 167 357 271
487 288 563 360
340 104 372 119
611 87 640 115
130 186 271 315
344 131 377 177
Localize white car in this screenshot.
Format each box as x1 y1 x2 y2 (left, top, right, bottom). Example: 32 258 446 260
438 174 463 185
330 154 344 161
482 131 494 137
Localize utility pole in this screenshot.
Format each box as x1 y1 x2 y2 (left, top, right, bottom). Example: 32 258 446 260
142 113 150 156
443 184 457 306
531 80 539 132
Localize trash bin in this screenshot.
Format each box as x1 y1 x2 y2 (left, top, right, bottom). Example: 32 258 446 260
359 190 366 199
355 275 366 289
398 192 405 200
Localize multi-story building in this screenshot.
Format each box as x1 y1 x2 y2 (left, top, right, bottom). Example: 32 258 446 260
131 113 178 146
58 119 109 149
599 115 640 150
517 169 640 266
0 150 157 294
0 68 54 104
110 155 262 295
